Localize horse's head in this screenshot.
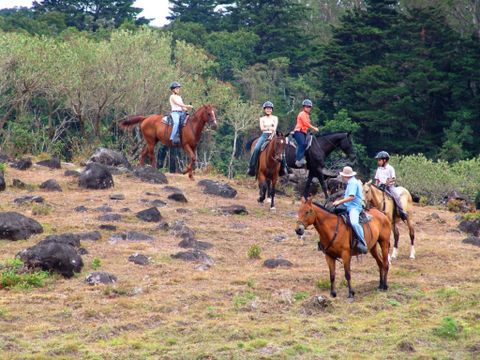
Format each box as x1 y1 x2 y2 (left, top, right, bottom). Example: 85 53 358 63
340 132 356 163
203 104 218 130
272 132 286 163
295 197 316 236
362 180 374 204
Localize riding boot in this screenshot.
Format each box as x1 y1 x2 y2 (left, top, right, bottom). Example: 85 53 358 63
279 157 289 176
399 210 408 221
295 158 306 167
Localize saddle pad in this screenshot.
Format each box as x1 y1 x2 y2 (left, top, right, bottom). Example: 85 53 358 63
161 114 189 127
286 135 296 149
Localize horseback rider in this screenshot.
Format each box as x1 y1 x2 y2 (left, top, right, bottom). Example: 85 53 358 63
169 81 193 145
293 99 319 167
247 101 288 177
374 151 408 220
332 166 368 254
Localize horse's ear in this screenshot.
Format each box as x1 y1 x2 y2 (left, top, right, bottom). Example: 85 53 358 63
367 179 372 185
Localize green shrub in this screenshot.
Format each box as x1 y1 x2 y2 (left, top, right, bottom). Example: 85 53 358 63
233 290 257 309
391 154 480 204
432 316 461 339
0 258 50 289
293 291 309 301
247 244 262 259
0 163 6 172
32 203 53 215
91 257 101 270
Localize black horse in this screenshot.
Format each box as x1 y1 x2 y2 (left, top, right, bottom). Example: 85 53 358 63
285 132 356 199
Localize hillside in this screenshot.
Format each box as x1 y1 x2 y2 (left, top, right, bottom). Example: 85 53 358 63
0 162 479 359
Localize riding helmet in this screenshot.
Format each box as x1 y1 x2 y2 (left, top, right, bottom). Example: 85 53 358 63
170 81 181 90
375 151 390 160
302 99 313 107
262 101 274 109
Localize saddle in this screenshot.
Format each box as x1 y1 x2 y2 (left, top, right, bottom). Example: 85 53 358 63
286 132 314 150
313 200 372 252
162 112 189 127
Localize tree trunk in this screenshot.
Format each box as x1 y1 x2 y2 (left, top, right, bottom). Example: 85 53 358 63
228 129 238 179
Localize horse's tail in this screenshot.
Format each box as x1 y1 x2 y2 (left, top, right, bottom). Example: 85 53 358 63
245 137 258 152
119 115 146 129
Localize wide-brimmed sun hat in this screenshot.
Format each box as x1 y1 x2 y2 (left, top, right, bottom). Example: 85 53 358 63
339 166 357 177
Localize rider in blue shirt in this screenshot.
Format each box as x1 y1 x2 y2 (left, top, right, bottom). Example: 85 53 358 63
332 166 367 254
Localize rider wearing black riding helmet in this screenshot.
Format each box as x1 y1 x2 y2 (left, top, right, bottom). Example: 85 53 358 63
374 151 408 220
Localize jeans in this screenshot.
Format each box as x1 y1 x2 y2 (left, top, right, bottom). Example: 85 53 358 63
170 111 184 140
294 131 307 161
249 132 269 169
349 207 366 246
386 185 405 212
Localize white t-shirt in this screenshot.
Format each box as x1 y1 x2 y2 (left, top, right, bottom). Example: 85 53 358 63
170 94 184 111
260 115 278 134
375 164 396 185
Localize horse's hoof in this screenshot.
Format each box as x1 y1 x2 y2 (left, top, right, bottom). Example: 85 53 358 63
270 207 276 213
409 247 416 260
391 248 398 259
348 290 355 298
330 291 337 298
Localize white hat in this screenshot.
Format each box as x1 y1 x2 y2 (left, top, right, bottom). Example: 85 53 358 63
339 166 357 177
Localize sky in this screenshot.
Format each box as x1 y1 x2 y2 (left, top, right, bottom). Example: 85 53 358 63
0 0 170 27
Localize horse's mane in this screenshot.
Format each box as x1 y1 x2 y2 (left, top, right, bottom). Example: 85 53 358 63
311 200 334 213
315 131 351 138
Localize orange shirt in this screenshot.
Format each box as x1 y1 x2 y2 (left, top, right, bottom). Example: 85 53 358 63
294 110 310 133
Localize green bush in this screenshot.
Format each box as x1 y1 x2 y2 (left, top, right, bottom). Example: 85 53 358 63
247 244 262 259
391 154 480 204
91 257 101 270
0 258 50 290
432 316 461 339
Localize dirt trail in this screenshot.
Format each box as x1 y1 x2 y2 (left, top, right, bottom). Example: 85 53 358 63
0 164 479 359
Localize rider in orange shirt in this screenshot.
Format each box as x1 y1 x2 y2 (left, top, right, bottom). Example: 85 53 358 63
294 99 318 167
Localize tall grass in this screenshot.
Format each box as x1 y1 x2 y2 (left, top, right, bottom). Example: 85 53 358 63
391 155 480 204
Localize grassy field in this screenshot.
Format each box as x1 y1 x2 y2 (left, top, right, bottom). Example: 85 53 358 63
0 163 479 359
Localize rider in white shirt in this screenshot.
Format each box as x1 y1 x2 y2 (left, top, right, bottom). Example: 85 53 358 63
169 81 193 145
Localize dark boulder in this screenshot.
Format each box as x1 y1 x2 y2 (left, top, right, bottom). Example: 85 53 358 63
109 193 125 200
217 205 248 215
88 148 131 169
109 231 154 242
458 219 480 237
176 208 190 214
78 248 89 255
133 166 168 184
13 195 44 205
78 163 114 190
10 158 32 171
0 171 5 191
78 231 102 241
163 186 182 193
263 258 293 269
167 192 188 203
98 213 122 222
0 212 43 240
17 242 83 278
85 272 117 285
136 207 162 222
178 237 213 250
119 207 131 212
462 236 480 247
64 170 80 177
171 250 214 265
74 205 88 213
39 179 62 192
156 220 169 231
95 205 112 213
99 224 117 231
128 253 150 266
198 179 237 198
150 199 167 208
170 220 195 240
38 233 81 248
12 178 28 189
36 157 61 169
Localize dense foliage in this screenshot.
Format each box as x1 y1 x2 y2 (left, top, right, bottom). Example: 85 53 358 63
0 0 479 179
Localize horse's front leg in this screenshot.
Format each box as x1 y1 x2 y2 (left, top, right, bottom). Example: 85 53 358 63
391 223 400 259
257 174 267 204
139 145 147 166
325 254 337 298
269 179 276 212
303 172 314 200
341 251 355 298
317 171 328 200
182 144 196 180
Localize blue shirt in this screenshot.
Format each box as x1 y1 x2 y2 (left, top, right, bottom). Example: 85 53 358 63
344 177 363 211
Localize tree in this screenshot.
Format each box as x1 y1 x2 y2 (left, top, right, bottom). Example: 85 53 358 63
168 0 223 31
32 0 149 32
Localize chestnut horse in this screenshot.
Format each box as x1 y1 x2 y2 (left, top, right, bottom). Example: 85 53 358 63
363 181 416 260
295 198 391 298
119 104 217 179
250 132 286 211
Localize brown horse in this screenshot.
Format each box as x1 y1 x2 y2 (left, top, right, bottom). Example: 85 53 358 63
119 104 218 179
251 132 286 211
295 198 391 298
363 181 416 260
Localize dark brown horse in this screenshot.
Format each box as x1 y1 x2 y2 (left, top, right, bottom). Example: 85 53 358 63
295 198 391 298
250 132 286 211
119 104 218 179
